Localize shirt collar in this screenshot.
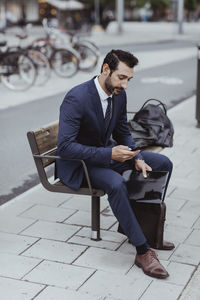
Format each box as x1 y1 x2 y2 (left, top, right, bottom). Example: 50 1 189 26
94 76 112 101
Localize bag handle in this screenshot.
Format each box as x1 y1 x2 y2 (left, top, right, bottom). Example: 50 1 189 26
140 99 167 115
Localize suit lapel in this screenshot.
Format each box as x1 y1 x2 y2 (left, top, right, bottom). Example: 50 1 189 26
88 78 105 136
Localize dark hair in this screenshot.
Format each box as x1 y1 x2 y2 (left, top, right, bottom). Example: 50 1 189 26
101 49 139 73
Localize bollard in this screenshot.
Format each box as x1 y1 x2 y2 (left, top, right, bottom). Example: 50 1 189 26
196 45 200 128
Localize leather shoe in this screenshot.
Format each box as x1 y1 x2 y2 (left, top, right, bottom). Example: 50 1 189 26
135 249 169 279
157 241 175 250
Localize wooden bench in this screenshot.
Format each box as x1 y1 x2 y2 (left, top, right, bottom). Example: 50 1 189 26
27 120 163 242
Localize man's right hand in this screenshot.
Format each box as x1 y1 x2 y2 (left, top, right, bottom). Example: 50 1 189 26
111 145 140 162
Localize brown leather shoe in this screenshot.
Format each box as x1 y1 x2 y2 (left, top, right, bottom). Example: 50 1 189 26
158 241 175 250
135 249 169 279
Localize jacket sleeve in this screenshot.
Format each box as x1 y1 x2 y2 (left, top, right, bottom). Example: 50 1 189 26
112 94 143 160
57 93 112 167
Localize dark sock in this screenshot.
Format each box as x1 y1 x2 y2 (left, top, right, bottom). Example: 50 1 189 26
136 242 150 255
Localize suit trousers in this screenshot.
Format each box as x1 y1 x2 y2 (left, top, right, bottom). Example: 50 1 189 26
87 151 173 247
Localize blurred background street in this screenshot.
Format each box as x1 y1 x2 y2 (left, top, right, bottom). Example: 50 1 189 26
0 0 199 203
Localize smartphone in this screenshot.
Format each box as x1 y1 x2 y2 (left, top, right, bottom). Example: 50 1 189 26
131 148 140 152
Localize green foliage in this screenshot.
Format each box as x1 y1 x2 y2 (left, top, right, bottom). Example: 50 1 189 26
135 0 148 8
184 0 197 12
150 0 170 9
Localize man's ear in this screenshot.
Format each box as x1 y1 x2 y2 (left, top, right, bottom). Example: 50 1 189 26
102 63 110 76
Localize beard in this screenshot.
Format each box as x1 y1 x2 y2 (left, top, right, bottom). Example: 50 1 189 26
105 76 124 95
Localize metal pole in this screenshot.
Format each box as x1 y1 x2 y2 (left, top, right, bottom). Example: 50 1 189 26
0 0 6 28
116 0 124 34
196 45 200 128
95 0 100 25
177 0 184 34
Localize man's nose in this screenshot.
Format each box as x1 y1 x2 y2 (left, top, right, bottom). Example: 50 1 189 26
121 80 128 89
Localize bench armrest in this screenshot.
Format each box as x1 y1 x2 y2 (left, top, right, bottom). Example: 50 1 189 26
33 153 93 194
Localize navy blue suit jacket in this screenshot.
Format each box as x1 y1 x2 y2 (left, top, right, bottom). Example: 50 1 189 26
57 78 142 190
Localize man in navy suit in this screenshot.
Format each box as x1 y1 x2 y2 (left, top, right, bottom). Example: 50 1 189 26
57 49 174 279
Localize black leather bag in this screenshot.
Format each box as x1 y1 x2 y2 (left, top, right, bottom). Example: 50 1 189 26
117 170 169 249
118 201 166 249
128 99 174 148
123 170 169 204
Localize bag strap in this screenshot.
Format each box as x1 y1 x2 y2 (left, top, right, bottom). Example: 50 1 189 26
140 99 167 115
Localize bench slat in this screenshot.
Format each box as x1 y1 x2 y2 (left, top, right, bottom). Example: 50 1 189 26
34 122 58 167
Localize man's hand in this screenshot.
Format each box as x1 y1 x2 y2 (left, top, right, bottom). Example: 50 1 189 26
135 159 152 178
112 145 140 162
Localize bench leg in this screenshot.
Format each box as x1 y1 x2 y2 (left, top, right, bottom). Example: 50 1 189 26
91 195 101 241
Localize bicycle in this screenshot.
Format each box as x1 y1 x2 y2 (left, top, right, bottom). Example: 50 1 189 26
33 19 99 72
13 34 51 86
0 40 36 91
32 37 80 78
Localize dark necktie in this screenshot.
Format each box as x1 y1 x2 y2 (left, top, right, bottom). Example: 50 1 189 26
104 96 112 131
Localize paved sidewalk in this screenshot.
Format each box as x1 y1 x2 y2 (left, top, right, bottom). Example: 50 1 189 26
0 95 200 299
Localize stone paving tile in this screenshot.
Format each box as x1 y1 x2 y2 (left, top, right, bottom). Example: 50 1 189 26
60 194 109 213
165 184 176 197
164 225 192 244
68 235 120 250
184 229 200 247
19 204 76 222
64 210 116 230
0 277 44 300
193 216 200 229
0 216 36 235
0 199 36 217
22 239 87 264
152 247 175 261
77 227 126 243
169 178 200 190
79 270 152 300
23 260 95 289
0 253 41 279
109 222 119 232
170 243 200 265
101 206 114 217
169 188 200 201
179 265 200 300
139 281 183 300
116 240 136 256
166 262 195 286
23 187 71 207
165 209 199 228
165 196 187 211
73 247 134 274
35 286 104 300
180 200 200 217
0 232 38 255
20 220 81 241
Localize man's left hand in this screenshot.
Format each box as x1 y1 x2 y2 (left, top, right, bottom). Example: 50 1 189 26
135 159 152 178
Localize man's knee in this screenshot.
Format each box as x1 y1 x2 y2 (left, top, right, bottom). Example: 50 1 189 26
108 174 126 194
160 154 173 173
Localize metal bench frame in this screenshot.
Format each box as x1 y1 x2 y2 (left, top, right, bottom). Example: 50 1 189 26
27 122 104 241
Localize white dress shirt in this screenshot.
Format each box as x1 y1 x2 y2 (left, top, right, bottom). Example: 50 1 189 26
94 76 112 118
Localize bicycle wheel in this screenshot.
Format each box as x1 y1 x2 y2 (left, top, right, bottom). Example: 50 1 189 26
74 42 99 72
27 49 51 85
81 40 100 54
1 52 36 91
32 39 53 59
50 48 79 78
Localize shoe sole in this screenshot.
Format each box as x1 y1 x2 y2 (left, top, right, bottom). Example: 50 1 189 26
135 260 169 279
